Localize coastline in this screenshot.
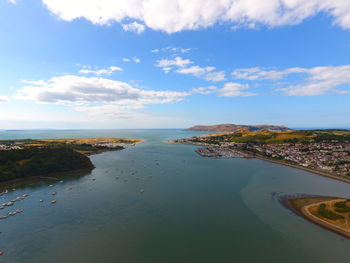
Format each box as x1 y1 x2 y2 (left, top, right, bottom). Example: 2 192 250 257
0 138 144 186
254 155 350 185
0 166 94 189
284 196 350 240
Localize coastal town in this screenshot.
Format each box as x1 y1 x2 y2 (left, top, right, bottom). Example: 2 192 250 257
171 129 350 178
0 144 22 151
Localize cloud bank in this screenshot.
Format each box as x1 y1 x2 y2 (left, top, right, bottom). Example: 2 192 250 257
42 0 350 33
15 75 189 118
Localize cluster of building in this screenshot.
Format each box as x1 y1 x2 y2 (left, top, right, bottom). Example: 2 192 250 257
247 142 350 176
0 144 22 151
172 136 350 177
89 142 124 148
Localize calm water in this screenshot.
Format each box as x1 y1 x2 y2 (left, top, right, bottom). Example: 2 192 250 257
0 129 350 263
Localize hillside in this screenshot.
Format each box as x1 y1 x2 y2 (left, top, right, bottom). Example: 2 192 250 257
0 147 94 182
191 128 350 144
0 137 143 182
186 124 289 133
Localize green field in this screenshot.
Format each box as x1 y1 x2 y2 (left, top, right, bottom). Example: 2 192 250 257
199 129 350 144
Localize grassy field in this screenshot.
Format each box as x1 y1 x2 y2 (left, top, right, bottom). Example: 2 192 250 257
199 129 350 144
38 138 143 145
289 196 350 239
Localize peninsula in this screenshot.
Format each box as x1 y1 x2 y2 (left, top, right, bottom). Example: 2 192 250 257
186 124 289 132
0 138 143 182
171 127 350 182
287 196 350 239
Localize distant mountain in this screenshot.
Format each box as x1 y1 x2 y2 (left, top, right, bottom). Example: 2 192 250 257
186 124 290 133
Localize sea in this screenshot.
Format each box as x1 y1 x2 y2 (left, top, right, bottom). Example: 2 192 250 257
0 129 350 263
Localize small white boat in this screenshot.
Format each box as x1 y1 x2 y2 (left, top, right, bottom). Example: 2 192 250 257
51 200 57 204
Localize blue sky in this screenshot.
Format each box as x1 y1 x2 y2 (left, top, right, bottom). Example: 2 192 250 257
1 0 350 129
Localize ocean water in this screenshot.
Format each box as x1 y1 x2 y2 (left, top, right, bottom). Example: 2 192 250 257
0 129 350 263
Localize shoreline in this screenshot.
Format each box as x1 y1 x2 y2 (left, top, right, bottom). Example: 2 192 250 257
283 196 350 240
0 166 94 189
0 138 144 186
254 155 350 185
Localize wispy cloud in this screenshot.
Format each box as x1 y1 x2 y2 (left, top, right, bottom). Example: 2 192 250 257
152 46 193 54
192 86 217 95
218 82 256 97
192 83 256 97
122 21 145 34
232 67 306 80
122 57 141 63
156 56 192 68
156 56 226 82
79 66 123 76
232 65 350 96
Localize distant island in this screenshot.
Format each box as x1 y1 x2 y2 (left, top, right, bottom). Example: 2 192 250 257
186 124 289 132
171 127 350 182
286 196 350 239
0 138 143 183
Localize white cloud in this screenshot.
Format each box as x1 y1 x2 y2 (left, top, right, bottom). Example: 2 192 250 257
282 65 350 96
218 82 256 97
122 21 145 34
121 57 141 63
192 86 217 95
79 66 123 76
156 56 192 68
0 96 9 103
233 65 350 96
176 65 215 77
232 67 306 80
156 56 226 82
14 75 190 118
204 71 226 82
7 0 16 3
133 57 141 63
192 83 256 97
41 0 350 33
162 67 172 74
334 90 350 95
152 46 193 54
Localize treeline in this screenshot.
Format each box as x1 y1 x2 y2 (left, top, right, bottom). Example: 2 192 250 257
0 147 94 182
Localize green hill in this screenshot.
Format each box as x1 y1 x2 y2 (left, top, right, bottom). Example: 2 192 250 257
0 147 94 182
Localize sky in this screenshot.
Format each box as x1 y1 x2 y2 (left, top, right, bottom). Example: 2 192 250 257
0 0 350 129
